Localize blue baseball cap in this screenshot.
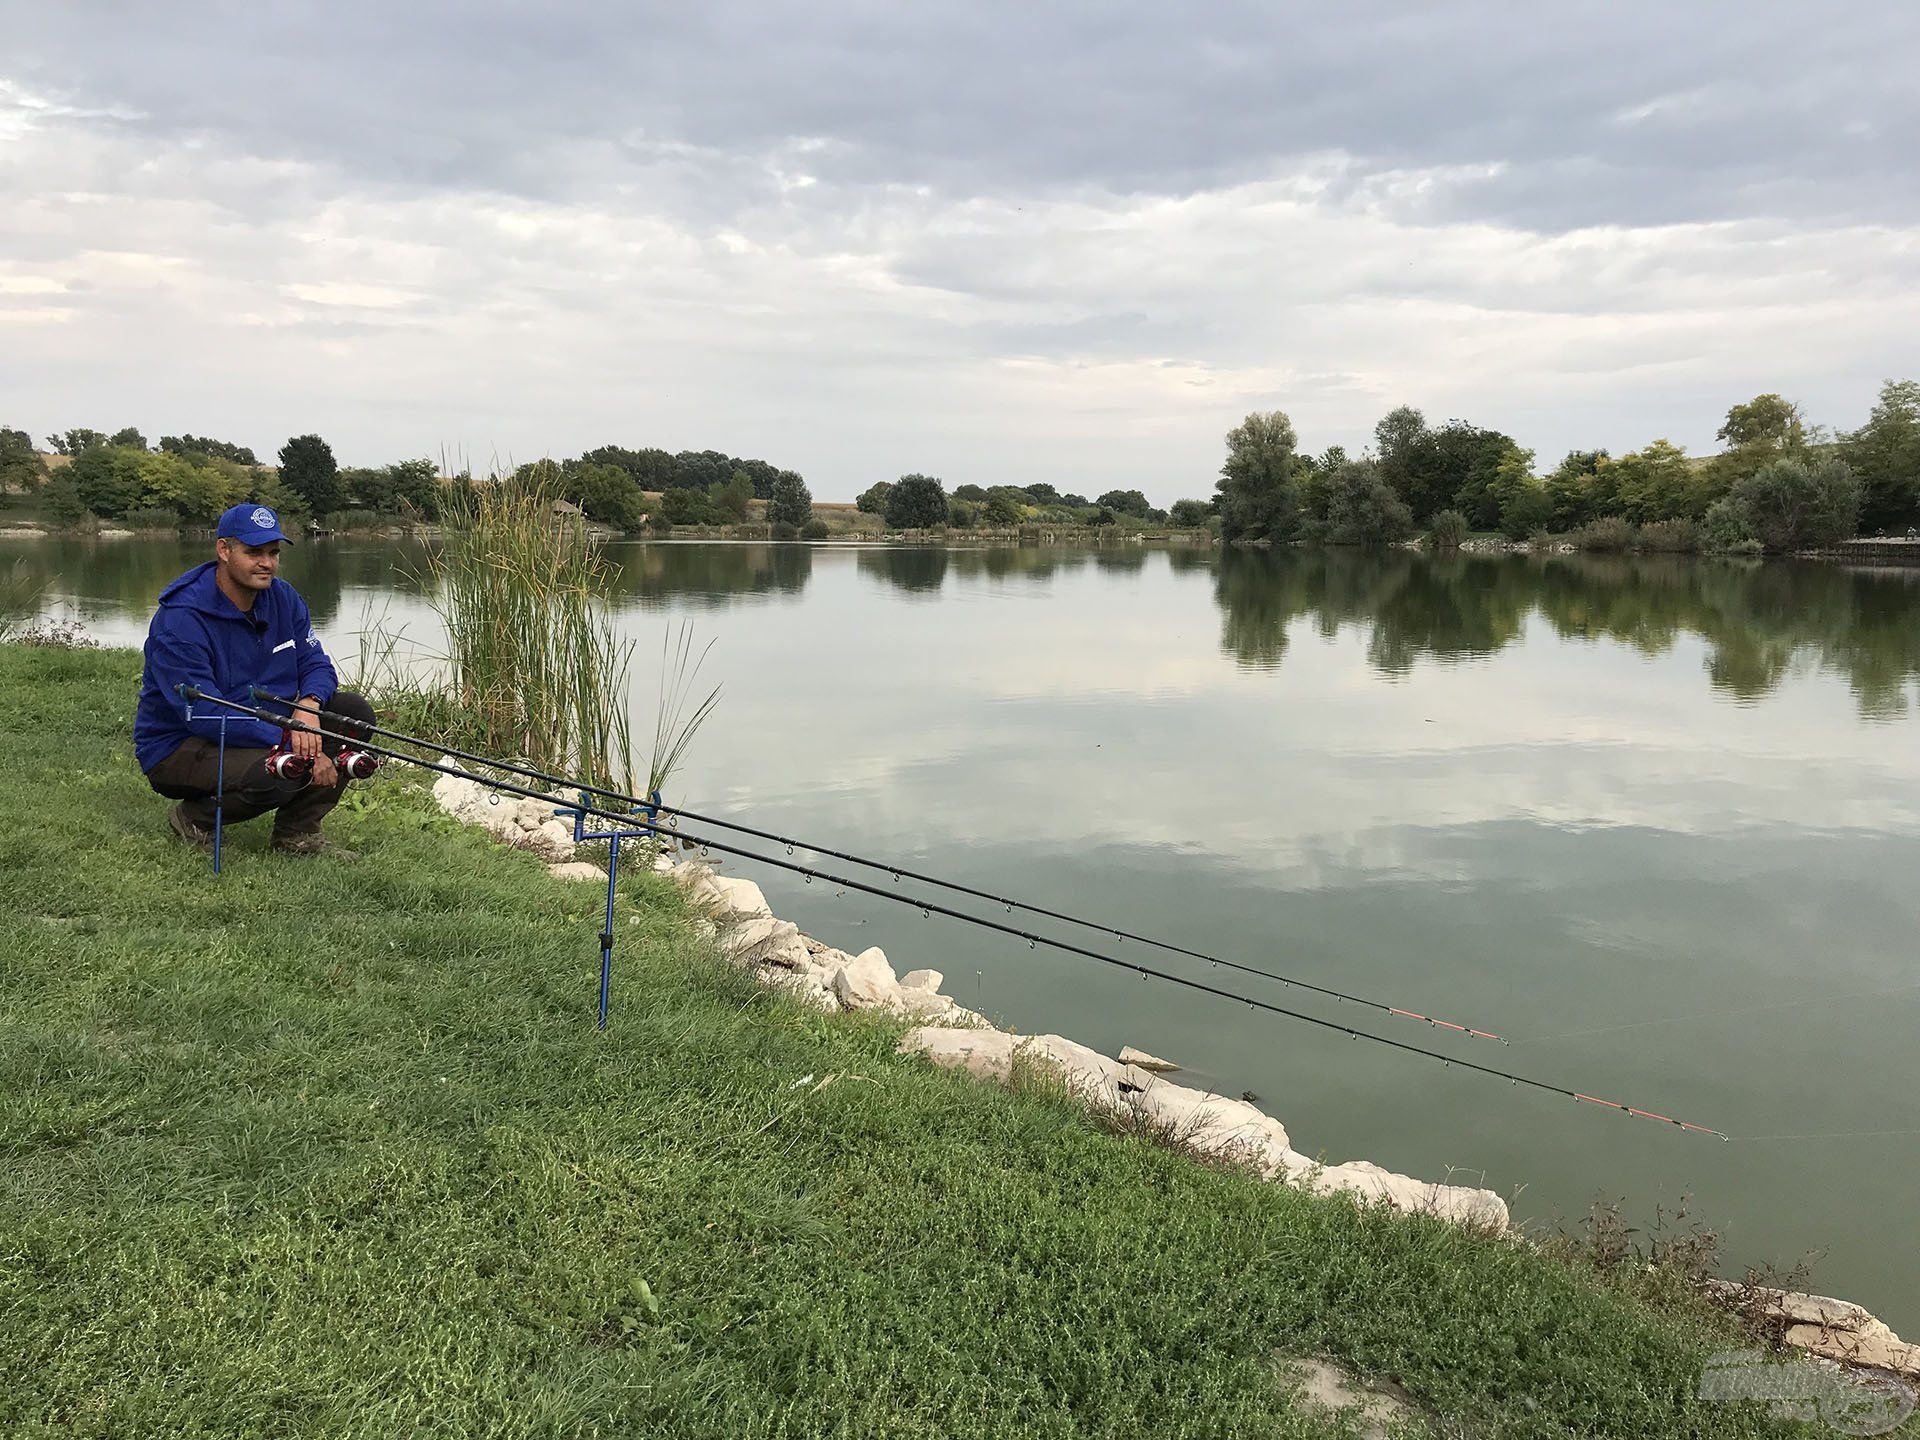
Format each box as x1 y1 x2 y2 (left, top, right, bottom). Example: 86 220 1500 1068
216 503 292 545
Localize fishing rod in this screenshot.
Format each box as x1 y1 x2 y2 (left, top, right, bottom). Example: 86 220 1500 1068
249 687 1505 1044
185 686 1727 1139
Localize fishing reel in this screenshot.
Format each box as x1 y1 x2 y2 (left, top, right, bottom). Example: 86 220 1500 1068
336 747 379 780
263 737 314 785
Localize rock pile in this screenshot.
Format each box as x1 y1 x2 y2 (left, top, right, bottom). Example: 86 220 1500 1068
431 770 578 862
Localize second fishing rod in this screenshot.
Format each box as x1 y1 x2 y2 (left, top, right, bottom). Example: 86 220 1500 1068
249 686 1506 1043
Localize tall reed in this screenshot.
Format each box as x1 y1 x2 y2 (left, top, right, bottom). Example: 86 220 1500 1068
428 472 636 791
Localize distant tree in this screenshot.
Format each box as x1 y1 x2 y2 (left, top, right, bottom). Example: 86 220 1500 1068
47 428 107 456
1543 449 1608 530
385 458 442 518
674 450 737 492
706 472 754 523
109 427 148 451
855 480 894 515
1025 482 1061 504
736 458 782 500
1718 393 1805 451
1485 447 1553 539
951 483 988 503
1095 488 1151 518
43 473 87 528
1843 379 1920 534
1059 493 1090 509
0 427 46 494
1708 393 1808 493
946 497 981 529
579 445 679 492
1720 456 1861 552
766 470 813 528
1089 507 1116 527
1605 439 1703 523
68 444 146 516
1302 458 1415 545
983 492 1022 526
138 451 246 523
1168 498 1212 527
160 434 258 465
1215 410 1302 543
1373 406 1430 513
660 487 713 526
569 462 645 529
884 473 948 529
278 434 341 517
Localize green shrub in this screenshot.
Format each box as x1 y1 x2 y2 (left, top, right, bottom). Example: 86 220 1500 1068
43 474 88 529
1722 456 1861 552
1426 509 1469 550
800 518 829 540
1571 516 1637 552
770 521 798 540
1636 518 1702 553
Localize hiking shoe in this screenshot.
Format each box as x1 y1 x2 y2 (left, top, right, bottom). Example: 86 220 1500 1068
168 803 215 849
270 831 357 860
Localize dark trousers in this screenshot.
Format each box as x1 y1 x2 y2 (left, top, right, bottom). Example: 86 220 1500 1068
144 691 378 839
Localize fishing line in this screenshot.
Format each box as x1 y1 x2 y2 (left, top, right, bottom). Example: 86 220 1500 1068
184 687 1726 1139
250 688 1504 1043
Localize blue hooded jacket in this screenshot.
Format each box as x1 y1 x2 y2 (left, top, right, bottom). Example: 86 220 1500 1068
134 562 339 771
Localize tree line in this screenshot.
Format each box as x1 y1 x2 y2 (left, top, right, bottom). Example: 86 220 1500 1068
9 380 1916 551
0 429 832 537
1201 381 1920 554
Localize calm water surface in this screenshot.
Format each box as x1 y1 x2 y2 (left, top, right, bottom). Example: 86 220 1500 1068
12 536 1920 1331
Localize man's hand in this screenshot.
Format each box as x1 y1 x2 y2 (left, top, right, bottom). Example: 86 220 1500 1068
289 697 323 759
310 753 340 788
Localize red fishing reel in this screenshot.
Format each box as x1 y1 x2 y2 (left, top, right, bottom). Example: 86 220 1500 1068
336 747 379 780
264 734 314 784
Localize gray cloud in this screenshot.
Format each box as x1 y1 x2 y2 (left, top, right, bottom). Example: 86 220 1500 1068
2 2 1917 500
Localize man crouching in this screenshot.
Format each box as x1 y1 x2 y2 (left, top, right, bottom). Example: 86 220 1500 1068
133 503 378 858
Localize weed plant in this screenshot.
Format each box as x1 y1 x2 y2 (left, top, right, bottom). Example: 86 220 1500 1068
427 472 635 791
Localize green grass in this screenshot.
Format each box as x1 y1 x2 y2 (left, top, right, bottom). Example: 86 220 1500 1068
0 647 1811 1439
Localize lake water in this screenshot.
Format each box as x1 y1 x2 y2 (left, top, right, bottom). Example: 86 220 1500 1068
11 535 1920 1332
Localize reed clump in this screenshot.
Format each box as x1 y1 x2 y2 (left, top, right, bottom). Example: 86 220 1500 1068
429 471 636 791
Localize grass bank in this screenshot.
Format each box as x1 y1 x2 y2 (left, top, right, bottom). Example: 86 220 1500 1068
1 647 1803 1439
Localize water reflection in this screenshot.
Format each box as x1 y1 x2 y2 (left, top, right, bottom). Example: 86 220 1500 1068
0 534 437 629
8 535 1919 717
1209 549 1920 716
603 541 811 609
857 547 949 595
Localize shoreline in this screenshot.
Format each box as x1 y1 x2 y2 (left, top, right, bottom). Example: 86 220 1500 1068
428 764 1920 1384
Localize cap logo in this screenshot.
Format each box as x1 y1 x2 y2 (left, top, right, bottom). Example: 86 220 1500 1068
250 507 275 529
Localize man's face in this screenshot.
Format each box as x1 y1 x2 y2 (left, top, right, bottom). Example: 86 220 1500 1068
217 537 282 590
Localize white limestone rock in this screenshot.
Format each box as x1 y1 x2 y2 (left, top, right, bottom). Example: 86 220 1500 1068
709 875 773 925
831 947 898 1009
897 1028 1508 1229
546 861 606 883
900 969 944 994
1118 1045 1179 1073
898 1025 1020 1081
722 917 802 967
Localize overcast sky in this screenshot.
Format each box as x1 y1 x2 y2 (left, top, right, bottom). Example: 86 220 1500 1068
4 2 1916 502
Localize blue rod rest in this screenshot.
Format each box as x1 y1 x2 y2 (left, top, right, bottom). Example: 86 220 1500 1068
553 788 667 1030
177 685 232 875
